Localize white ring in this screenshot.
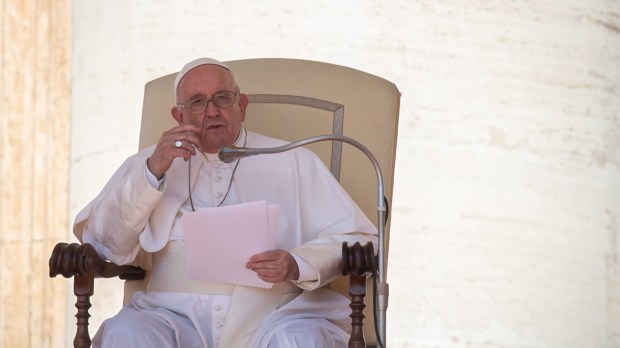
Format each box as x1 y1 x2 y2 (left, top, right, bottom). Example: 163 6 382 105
175 140 183 148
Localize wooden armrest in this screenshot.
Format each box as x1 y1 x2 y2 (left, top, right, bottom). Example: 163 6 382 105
49 242 145 280
49 242 145 348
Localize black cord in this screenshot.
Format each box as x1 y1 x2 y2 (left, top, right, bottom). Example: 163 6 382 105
384 195 389 223
372 257 384 348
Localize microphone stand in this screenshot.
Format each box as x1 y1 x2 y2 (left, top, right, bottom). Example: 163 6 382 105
219 134 389 347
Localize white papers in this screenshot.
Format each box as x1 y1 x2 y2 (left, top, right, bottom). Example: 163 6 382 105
182 201 279 288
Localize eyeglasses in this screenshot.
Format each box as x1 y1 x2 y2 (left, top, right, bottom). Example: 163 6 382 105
178 91 239 115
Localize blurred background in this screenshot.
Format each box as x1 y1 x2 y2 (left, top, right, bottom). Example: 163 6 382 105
1 1 619 347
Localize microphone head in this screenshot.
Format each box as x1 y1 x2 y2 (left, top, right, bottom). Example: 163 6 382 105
218 145 245 163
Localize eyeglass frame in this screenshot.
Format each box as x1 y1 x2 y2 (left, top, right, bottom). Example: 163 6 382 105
177 90 240 115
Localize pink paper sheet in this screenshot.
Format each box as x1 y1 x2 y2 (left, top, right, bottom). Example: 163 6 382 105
182 200 279 288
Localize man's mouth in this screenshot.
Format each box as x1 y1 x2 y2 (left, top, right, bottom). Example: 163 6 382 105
206 124 224 130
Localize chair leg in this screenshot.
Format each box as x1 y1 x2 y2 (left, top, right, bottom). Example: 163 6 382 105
348 273 367 348
73 272 94 348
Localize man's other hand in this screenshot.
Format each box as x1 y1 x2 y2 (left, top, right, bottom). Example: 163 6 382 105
246 249 300 283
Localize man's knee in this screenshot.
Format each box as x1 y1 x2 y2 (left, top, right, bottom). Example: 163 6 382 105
267 319 348 348
94 309 177 347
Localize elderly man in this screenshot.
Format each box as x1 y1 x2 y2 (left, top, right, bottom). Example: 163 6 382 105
74 58 377 347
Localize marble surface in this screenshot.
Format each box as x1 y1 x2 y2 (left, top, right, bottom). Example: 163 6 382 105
71 1 620 347
0 1 71 347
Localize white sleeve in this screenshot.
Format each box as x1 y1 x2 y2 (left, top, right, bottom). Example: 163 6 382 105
78 157 163 265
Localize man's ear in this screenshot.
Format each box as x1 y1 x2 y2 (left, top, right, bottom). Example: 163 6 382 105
171 106 183 125
239 93 249 122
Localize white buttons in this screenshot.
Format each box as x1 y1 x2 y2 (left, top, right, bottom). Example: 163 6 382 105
214 305 222 311
215 322 223 329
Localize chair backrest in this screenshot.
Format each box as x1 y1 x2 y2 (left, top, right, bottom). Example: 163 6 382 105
138 58 400 344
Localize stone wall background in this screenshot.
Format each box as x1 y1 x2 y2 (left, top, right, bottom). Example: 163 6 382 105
0 0 71 347
2 0 619 347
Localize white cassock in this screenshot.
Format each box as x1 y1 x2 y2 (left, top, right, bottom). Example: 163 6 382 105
74 127 377 347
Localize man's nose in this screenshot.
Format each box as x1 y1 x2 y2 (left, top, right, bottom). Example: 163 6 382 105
204 99 220 117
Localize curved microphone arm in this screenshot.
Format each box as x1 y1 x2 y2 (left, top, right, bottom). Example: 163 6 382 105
218 134 389 346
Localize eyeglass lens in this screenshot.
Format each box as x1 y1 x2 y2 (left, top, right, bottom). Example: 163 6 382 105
187 91 237 114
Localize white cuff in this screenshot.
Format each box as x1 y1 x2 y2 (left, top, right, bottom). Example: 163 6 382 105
145 162 165 190
291 252 318 282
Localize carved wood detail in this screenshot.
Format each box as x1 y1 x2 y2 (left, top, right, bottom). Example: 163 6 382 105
49 243 145 348
343 241 376 348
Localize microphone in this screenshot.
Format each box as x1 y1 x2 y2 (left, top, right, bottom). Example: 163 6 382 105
218 134 389 346
218 144 281 163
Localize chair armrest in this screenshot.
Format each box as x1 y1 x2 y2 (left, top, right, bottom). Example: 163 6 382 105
49 242 145 280
49 242 145 348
